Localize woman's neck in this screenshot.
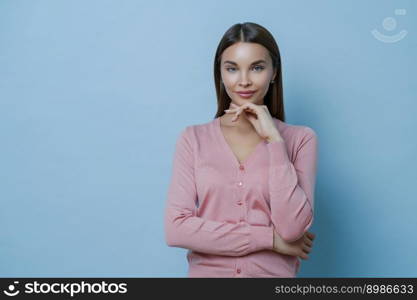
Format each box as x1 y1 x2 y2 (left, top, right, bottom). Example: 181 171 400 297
220 112 253 131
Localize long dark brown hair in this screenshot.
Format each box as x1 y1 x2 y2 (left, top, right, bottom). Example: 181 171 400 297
213 22 285 122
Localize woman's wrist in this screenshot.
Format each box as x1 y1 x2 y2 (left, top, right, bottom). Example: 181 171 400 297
266 133 283 143
265 126 283 143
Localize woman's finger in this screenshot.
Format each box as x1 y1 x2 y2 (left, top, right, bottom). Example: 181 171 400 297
299 251 309 260
303 245 312 253
232 110 241 122
232 107 246 121
225 108 240 115
306 231 316 240
229 103 258 121
304 237 313 247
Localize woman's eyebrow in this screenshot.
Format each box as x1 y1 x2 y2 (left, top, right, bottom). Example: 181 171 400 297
223 59 267 65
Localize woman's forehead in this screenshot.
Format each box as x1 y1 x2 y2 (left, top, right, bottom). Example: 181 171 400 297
221 42 270 64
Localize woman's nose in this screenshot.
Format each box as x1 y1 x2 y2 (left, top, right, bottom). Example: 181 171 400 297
238 76 252 86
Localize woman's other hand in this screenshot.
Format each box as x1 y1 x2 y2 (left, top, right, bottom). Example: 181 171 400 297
272 230 315 260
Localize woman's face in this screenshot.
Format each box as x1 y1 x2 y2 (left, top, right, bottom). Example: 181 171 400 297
220 42 276 106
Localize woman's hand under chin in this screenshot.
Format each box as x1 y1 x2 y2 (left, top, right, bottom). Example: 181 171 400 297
224 102 283 143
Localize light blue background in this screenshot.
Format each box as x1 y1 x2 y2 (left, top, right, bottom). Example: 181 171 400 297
1 0 416 277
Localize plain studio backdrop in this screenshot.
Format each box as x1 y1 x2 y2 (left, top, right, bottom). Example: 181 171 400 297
0 0 416 277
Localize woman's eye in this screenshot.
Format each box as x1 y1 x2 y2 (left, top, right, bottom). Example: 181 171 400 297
253 65 265 71
226 67 236 72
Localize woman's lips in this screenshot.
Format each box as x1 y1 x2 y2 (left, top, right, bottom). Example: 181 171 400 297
236 91 256 98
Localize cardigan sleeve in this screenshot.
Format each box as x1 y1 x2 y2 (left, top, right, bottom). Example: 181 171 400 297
266 127 318 243
164 127 274 256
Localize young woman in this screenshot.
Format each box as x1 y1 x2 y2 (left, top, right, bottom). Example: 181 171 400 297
164 22 317 278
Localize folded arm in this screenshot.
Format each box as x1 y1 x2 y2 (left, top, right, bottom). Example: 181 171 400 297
267 127 318 242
